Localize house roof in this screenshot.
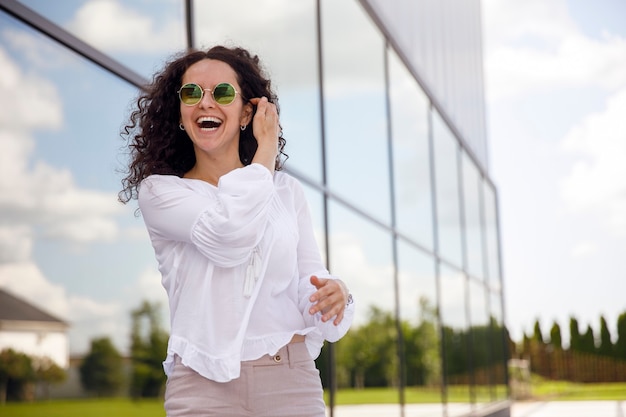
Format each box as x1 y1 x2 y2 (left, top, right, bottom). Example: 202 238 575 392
0 288 67 324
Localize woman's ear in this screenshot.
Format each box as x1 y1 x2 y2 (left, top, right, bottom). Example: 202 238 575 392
241 102 253 127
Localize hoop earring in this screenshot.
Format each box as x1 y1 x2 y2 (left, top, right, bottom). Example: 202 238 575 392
240 124 247 131
179 123 185 131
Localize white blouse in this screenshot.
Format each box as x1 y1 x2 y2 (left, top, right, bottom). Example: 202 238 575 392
138 163 354 383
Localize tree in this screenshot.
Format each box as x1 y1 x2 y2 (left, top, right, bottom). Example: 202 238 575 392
532 320 545 344
404 297 440 387
335 305 398 388
580 325 596 354
130 300 168 398
0 349 35 403
32 356 66 399
569 317 581 351
549 322 562 350
597 316 613 357
521 332 531 356
615 312 626 360
79 337 124 397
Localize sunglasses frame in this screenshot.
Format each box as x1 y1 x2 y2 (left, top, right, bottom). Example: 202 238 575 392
177 82 240 106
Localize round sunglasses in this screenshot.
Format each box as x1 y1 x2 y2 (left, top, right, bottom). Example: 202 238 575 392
177 82 240 106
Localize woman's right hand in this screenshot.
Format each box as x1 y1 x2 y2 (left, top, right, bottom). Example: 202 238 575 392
248 96 279 174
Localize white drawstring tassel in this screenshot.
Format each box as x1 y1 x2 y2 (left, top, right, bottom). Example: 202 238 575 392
243 247 261 298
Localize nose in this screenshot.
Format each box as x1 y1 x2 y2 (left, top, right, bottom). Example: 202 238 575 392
198 88 216 108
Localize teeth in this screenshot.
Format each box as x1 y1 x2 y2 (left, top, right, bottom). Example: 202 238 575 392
196 116 222 124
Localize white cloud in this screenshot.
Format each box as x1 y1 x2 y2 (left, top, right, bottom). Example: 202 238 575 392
328 231 395 326
0 225 32 263
0 262 120 324
66 0 183 53
0 129 123 246
483 0 626 100
482 0 574 45
0 44 123 250
0 263 68 318
122 224 150 241
0 48 63 131
125 262 170 331
68 295 125 354
559 88 626 235
135 266 168 313
570 241 598 258
2 27 80 70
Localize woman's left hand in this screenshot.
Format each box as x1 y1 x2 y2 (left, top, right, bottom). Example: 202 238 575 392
248 96 279 173
309 276 349 325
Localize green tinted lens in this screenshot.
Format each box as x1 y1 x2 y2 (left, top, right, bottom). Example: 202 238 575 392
179 84 203 105
213 83 237 105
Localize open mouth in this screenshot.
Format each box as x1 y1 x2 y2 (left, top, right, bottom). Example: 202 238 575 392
196 116 222 130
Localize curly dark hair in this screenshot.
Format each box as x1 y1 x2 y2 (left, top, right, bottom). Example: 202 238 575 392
118 45 287 204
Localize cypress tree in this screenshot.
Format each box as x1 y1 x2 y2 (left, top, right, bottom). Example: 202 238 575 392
598 315 613 357
615 312 626 360
522 332 531 356
581 324 596 354
569 317 581 351
549 322 562 350
533 320 544 344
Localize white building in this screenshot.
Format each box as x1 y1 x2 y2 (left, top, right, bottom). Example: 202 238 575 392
0 288 69 368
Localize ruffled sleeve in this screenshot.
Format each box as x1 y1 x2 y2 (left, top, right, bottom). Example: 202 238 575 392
290 178 354 342
138 164 274 266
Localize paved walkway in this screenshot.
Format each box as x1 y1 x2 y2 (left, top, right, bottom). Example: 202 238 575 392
512 401 625 417
327 401 626 416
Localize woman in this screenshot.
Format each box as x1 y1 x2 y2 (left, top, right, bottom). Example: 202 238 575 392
119 45 354 416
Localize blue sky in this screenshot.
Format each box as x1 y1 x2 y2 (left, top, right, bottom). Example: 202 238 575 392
0 0 624 356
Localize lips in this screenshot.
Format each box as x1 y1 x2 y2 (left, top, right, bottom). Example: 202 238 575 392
196 116 222 130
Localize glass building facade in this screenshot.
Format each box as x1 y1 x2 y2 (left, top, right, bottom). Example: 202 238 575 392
0 0 508 416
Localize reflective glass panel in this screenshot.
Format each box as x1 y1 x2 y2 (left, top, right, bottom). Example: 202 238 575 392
0 12 159 358
328 200 397 408
439 264 471 416
321 0 391 225
397 242 443 412
16 0 185 78
388 47 433 251
462 152 484 279
193 0 323 184
469 278 490 408
490 291 508 400
483 181 501 290
432 111 463 268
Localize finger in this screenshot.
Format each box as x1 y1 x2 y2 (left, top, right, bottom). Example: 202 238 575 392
309 277 330 304
312 289 343 318
308 292 328 314
333 310 345 326
248 96 267 105
310 275 327 290
249 97 269 120
322 300 345 323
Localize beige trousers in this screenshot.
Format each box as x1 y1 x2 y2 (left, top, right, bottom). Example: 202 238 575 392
164 342 326 417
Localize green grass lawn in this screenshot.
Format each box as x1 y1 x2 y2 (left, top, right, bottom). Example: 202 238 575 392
330 382 626 404
0 398 165 417
529 381 626 401
2 382 625 416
